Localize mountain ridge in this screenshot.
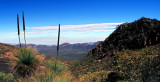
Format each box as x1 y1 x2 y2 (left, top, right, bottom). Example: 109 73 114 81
14 42 100 61
87 17 160 60
71 17 160 76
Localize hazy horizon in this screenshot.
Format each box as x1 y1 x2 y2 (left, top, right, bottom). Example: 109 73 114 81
6 41 98 46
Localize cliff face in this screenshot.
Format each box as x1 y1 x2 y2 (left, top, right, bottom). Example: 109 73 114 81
87 17 160 60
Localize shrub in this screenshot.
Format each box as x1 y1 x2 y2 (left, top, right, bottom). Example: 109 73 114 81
35 59 74 82
0 72 16 82
116 46 160 81
106 72 123 82
46 59 65 74
12 48 39 77
78 71 112 82
35 72 54 82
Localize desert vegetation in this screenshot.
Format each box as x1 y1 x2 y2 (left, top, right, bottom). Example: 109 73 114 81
0 72 16 82
71 17 160 81
12 48 39 77
7 11 76 82
1 17 160 82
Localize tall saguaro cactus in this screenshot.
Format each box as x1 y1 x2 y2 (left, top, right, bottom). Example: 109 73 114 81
56 24 60 62
22 11 27 51
17 14 21 47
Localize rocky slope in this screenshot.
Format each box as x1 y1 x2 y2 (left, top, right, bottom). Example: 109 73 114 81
71 17 160 76
87 17 160 60
0 43 17 73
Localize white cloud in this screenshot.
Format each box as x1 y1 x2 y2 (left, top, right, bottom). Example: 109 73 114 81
8 23 123 45
31 23 122 33
32 26 57 30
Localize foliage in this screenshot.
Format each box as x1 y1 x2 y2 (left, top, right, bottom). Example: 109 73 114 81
78 71 111 82
34 59 74 82
71 54 117 77
72 44 160 81
35 72 54 82
78 71 123 82
0 72 16 82
46 59 66 74
71 17 160 81
116 45 160 81
106 72 123 82
35 70 74 82
12 48 39 77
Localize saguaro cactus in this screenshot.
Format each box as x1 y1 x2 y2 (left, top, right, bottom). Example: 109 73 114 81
22 11 27 51
17 14 21 47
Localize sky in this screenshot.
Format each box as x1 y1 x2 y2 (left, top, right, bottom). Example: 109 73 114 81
0 0 160 45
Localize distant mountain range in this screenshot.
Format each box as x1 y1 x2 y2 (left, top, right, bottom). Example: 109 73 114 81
14 42 100 61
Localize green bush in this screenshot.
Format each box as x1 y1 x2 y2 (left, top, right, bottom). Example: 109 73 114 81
0 72 16 82
46 60 65 74
13 48 39 77
35 72 54 82
78 71 113 82
35 59 71 82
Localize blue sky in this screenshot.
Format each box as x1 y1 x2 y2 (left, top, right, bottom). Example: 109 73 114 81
0 0 160 45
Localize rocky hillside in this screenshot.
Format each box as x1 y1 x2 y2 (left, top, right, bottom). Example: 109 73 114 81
87 17 160 60
0 43 52 75
71 17 160 77
0 43 17 73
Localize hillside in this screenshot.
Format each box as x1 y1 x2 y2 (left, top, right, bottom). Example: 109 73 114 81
0 43 53 73
15 42 100 61
87 17 160 60
72 44 160 81
71 17 160 78
0 43 74 81
0 43 17 73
